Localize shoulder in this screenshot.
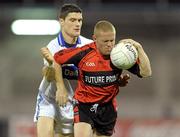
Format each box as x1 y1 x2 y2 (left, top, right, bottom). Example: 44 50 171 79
80 42 96 51
47 37 58 48
79 35 92 42
46 37 62 55
79 35 93 46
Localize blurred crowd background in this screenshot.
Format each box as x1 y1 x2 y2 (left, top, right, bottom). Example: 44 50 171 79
0 0 180 137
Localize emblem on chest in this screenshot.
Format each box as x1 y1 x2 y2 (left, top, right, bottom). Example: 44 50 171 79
85 62 96 67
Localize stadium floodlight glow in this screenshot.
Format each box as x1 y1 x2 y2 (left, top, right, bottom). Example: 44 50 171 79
11 19 60 35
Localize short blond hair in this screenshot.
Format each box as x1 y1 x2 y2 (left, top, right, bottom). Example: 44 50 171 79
94 20 116 37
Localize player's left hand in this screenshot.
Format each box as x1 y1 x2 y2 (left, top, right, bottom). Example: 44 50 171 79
118 74 130 87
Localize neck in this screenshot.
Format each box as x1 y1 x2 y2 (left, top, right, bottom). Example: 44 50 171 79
61 31 78 44
103 55 110 60
96 46 110 60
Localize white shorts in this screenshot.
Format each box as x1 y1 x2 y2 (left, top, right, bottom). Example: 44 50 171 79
34 92 74 134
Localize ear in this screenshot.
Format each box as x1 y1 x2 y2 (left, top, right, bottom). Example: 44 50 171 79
59 18 64 26
92 35 96 41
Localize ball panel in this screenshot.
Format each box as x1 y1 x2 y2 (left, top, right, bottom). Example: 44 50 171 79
110 42 138 69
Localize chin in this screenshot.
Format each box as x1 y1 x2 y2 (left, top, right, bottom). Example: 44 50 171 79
74 33 80 37
103 53 110 56
106 51 111 55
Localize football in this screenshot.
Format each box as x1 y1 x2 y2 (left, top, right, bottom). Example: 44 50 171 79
110 42 138 69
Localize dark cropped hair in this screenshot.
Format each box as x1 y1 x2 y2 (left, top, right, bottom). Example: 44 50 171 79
59 3 82 19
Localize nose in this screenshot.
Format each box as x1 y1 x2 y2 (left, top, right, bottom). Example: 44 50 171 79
107 41 113 47
75 20 81 27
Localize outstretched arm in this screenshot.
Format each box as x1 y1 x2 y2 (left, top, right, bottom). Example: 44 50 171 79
119 39 152 77
40 47 55 82
40 47 68 106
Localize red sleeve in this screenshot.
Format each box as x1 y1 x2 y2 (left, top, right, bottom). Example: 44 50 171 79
54 44 93 66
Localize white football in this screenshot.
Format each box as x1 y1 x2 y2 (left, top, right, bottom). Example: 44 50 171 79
110 42 138 69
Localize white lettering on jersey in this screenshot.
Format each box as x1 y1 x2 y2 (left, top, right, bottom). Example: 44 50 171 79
86 62 95 67
85 76 105 83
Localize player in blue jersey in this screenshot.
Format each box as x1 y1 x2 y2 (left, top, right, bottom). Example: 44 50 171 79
34 4 92 137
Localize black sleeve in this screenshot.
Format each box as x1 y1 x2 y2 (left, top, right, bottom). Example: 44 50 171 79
127 63 142 78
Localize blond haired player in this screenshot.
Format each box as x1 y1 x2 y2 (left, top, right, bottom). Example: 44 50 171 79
41 20 152 137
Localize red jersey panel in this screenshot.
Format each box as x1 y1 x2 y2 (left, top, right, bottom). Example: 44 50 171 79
54 42 140 103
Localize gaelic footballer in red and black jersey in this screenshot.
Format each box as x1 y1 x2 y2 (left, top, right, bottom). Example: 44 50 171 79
54 42 141 104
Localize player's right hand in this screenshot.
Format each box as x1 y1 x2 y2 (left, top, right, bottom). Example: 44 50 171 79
56 88 68 106
118 74 130 87
40 47 54 65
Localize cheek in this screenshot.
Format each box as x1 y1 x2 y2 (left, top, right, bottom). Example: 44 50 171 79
113 41 115 45
79 22 83 27
64 22 73 27
64 26 71 32
67 23 73 28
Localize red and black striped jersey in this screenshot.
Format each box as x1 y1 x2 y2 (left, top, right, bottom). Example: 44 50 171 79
54 42 141 104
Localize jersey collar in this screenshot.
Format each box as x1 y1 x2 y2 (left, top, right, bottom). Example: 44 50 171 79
57 32 81 48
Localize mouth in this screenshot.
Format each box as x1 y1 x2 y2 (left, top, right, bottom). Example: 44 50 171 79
74 29 80 32
106 48 112 52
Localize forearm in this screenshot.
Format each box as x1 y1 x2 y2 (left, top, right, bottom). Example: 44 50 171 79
42 66 55 82
118 38 152 77
137 47 152 77
54 61 68 97
54 62 65 89
54 61 68 105
40 46 68 105
40 47 55 81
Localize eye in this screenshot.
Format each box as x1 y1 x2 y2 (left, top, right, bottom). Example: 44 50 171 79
104 40 109 43
78 19 83 22
70 18 76 22
110 40 114 42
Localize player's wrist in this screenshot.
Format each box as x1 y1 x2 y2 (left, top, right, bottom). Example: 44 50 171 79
47 62 54 67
